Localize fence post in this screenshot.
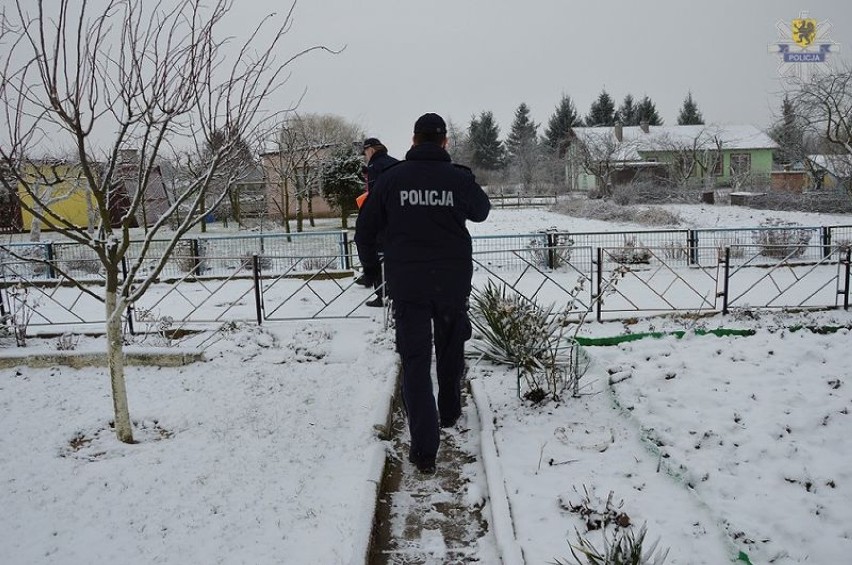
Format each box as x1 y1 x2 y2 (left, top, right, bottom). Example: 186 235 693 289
0 284 6 321
252 253 263 325
687 230 698 266
45 242 56 279
342 231 351 270
844 248 851 311
546 231 557 270
822 227 832 260
596 247 603 323
121 256 135 335
191 238 203 276
722 247 731 314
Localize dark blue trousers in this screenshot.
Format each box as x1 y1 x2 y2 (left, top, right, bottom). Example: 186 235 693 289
393 297 471 466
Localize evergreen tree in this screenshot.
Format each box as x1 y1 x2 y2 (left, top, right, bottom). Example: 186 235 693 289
320 149 363 229
584 89 616 127
769 95 804 165
506 102 539 158
677 91 705 125
506 103 540 190
205 126 256 229
468 111 505 170
615 94 639 126
544 94 580 151
635 95 663 126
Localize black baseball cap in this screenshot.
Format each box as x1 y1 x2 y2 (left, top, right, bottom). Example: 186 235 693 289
362 138 382 153
413 113 447 135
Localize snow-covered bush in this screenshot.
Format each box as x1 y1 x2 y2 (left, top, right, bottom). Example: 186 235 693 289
55 333 80 351
172 240 207 275
609 237 652 265
551 197 683 226
661 241 688 261
751 218 812 259
527 227 574 269
7 283 37 347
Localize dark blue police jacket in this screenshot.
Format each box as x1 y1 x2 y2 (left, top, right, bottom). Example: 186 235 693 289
354 142 491 301
365 150 399 191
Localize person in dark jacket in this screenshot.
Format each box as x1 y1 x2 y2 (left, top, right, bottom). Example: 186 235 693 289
355 113 491 474
354 137 398 307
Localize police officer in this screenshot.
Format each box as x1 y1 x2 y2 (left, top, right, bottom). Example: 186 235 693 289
354 137 398 307
362 137 398 191
355 113 491 474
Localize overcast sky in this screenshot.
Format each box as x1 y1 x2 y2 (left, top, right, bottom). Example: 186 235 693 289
240 0 851 158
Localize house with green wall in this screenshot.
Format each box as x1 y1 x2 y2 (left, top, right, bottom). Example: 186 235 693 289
569 124 777 191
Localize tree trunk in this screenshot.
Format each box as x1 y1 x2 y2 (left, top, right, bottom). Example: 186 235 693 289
200 192 207 233
105 284 134 443
283 182 291 234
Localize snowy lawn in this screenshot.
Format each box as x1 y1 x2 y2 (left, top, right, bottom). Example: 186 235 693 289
472 307 852 564
0 323 398 565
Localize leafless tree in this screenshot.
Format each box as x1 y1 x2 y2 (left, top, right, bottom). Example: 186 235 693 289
570 129 631 198
264 113 361 232
652 128 724 188
0 0 331 443
792 64 852 156
789 65 852 193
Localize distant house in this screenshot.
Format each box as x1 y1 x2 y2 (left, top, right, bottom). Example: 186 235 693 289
806 154 852 192
260 143 346 222
568 123 777 191
0 164 22 233
17 160 103 233
15 151 170 234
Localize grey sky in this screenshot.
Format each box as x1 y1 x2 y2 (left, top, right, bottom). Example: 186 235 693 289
244 0 851 157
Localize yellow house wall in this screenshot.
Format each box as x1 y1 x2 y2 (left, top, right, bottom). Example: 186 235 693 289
18 165 92 231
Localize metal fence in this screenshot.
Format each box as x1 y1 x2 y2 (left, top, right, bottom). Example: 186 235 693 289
1 227 850 335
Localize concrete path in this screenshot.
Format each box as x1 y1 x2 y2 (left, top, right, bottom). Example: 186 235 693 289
368 388 502 564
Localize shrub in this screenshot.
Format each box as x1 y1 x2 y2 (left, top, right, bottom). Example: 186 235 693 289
552 197 683 227
64 258 102 275
661 241 688 262
558 524 669 565
609 237 652 265
528 228 574 269
555 487 670 565
55 333 80 351
7 283 37 347
469 281 582 402
751 218 813 259
172 240 206 274
238 253 271 272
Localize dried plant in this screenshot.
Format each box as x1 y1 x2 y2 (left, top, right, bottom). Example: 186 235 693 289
752 218 812 259
528 228 575 269
55 333 80 351
7 283 38 347
609 237 652 265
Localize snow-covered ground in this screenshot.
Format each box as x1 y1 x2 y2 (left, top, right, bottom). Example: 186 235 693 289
1 203 851 564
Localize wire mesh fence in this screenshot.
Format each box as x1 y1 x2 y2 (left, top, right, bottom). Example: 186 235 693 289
1 226 851 336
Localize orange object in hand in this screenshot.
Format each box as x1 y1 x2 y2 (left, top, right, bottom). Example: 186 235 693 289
356 191 369 209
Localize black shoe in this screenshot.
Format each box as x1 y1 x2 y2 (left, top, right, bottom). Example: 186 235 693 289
365 297 384 308
408 453 436 475
354 274 373 287
440 415 460 429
